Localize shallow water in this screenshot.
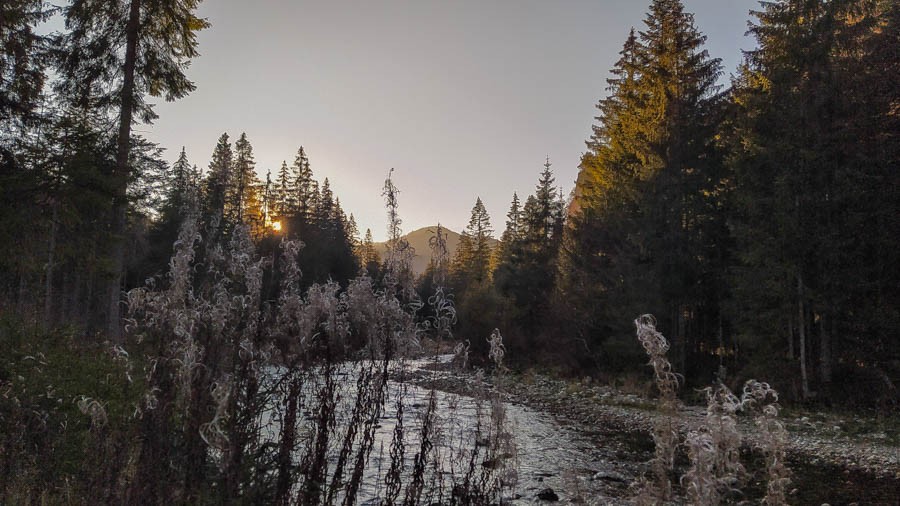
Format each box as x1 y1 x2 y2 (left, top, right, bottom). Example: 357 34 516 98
261 356 640 504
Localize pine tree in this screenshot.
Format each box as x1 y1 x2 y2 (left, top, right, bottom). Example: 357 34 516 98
227 132 257 224
316 177 335 231
275 160 295 216
495 160 565 331
502 192 522 243
361 228 379 277
452 197 493 289
345 213 360 260
204 133 233 233
562 0 725 375
0 0 53 129
59 0 208 337
168 147 192 212
292 146 314 223
524 158 563 244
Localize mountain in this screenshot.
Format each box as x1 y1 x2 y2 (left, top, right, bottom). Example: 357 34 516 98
374 226 499 276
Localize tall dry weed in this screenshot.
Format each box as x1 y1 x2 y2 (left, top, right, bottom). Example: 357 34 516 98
634 314 680 503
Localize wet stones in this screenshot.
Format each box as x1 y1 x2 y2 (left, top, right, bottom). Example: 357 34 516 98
536 487 559 501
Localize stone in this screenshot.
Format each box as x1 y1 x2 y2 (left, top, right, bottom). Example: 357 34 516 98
536 488 559 501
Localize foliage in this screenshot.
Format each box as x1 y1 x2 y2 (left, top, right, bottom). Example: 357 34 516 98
0 316 141 501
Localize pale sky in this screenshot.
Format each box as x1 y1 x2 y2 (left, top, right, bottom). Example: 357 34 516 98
141 0 757 241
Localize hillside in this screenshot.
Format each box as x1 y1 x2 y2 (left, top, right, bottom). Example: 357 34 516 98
374 226 498 276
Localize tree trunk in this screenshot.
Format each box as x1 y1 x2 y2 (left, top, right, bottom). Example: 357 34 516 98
820 311 832 385
107 0 141 340
677 305 686 374
16 265 28 315
798 273 810 400
787 313 794 359
44 202 58 325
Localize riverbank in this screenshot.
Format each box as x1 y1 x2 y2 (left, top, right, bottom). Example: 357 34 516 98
407 358 899 504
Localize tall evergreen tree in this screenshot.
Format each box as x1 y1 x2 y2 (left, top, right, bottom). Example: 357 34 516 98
562 0 725 375
204 133 233 233
501 192 522 243
452 197 493 289
228 132 259 225
168 147 192 212
361 228 379 278
316 177 335 231
275 160 295 215
345 212 360 259
58 0 208 337
0 0 53 129
495 160 565 331
292 146 314 223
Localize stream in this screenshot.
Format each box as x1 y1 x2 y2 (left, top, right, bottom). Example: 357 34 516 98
261 355 898 504
344 356 643 505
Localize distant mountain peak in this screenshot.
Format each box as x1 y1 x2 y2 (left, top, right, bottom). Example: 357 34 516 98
373 225 497 276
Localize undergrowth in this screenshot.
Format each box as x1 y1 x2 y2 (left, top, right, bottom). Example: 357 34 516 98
633 314 792 506
0 178 520 505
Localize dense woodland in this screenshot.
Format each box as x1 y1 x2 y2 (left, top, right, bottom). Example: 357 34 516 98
1 0 898 420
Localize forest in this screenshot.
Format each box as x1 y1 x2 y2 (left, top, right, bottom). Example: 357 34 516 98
0 0 897 504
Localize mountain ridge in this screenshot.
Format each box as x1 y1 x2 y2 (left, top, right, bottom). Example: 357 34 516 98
373 226 498 276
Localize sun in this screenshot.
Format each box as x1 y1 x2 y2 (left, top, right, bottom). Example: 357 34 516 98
271 220 282 232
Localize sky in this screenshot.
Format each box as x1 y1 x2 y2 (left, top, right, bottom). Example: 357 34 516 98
142 0 758 242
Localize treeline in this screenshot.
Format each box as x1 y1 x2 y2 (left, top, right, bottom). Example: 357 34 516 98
442 0 898 408
148 138 363 292
0 1 380 334
1 0 897 408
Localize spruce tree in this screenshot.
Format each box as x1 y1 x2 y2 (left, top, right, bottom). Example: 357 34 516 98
292 146 314 224
228 132 257 224
502 192 522 243
452 197 493 289
59 0 208 337
275 160 295 216
316 177 335 231
727 0 899 401
361 228 379 278
204 133 233 233
169 147 192 212
0 0 53 128
562 0 725 375
495 160 565 331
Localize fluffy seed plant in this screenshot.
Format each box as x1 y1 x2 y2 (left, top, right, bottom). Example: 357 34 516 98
681 383 747 505
126 197 274 503
741 380 790 506
480 329 518 502
633 314 681 504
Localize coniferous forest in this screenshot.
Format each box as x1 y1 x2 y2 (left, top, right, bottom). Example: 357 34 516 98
1 0 897 504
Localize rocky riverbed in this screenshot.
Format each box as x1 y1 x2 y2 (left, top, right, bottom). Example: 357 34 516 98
405 357 899 504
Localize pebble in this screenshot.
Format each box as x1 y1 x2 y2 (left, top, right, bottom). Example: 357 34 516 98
536 487 559 501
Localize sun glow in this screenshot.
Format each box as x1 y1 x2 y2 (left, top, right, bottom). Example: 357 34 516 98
271 220 282 232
